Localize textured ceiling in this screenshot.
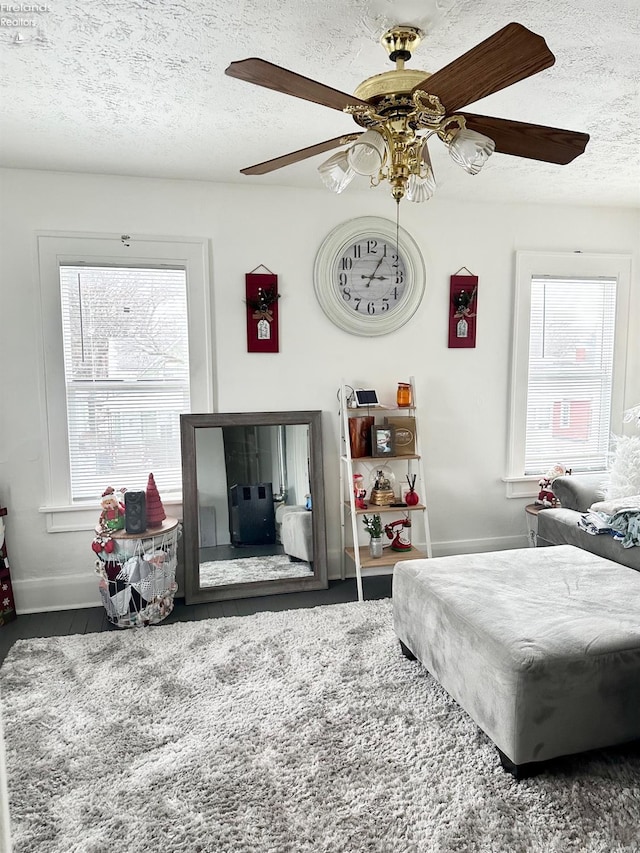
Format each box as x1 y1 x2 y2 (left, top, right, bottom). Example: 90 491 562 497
1 0 639 207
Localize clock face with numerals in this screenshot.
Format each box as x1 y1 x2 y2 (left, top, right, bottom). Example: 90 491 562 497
337 238 408 318
313 217 425 336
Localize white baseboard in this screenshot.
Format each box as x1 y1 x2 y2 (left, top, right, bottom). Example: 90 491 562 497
432 533 528 557
13 573 101 614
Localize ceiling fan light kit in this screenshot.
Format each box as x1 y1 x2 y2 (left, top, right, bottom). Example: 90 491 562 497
318 150 356 193
446 125 496 175
407 169 436 203
226 22 589 205
347 129 387 176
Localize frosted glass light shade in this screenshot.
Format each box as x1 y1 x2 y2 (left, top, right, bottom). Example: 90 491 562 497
449 129 495 175
347 130 386 176
318 151 356 193
407 169 436 202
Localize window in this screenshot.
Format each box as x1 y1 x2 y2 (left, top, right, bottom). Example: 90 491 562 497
60 265 190 500
37 234 212 530
525 275 617 473
506 252 631 496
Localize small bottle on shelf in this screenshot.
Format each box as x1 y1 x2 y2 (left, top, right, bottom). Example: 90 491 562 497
396 382 412 407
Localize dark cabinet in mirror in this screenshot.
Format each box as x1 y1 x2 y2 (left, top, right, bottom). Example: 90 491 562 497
180 411 328 603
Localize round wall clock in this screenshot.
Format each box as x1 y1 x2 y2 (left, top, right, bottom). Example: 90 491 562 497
313 216 426 336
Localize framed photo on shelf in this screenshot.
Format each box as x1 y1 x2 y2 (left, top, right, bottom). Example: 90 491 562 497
383 416 416 455
371 425 395 457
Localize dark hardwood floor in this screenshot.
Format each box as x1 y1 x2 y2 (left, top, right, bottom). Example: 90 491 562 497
0 576 392 666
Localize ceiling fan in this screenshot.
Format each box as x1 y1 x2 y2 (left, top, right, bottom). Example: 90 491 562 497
225 22 589 204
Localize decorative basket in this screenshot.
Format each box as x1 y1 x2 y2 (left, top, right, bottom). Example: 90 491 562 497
95 520 180 628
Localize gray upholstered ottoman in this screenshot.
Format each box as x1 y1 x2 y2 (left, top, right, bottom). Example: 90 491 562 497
393 545 640 777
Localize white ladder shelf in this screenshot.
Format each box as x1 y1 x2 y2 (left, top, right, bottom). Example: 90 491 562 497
339 377 432 602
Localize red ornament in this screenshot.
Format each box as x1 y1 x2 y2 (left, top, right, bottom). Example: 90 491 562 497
145 473 166 528
405 474 419 506
92 534 115 554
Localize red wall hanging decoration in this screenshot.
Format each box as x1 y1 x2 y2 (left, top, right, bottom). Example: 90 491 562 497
0 505 16 626
246 266 279 353
448 267 478 349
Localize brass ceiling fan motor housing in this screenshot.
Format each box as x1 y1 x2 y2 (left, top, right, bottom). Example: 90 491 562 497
352 69 432 103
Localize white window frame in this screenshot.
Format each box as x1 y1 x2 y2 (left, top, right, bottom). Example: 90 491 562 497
36 232 214 531
505 251 632 498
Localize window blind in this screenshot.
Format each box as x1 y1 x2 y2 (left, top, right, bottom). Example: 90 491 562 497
59 265 190 501
524 276 617 475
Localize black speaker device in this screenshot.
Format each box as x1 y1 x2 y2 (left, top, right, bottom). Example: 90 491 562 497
124 491 147 535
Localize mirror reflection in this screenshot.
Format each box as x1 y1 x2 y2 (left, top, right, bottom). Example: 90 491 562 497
196 423 313 587
181 411 328 603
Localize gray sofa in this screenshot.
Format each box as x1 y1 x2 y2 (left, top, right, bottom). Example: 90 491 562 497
537 475 640 572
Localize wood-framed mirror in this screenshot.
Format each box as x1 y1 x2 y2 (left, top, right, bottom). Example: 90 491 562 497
180 410 328 603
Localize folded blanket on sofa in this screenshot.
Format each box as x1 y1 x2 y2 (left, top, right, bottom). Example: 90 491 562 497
607 510 640 548
580 498 640 549
578 512 615 535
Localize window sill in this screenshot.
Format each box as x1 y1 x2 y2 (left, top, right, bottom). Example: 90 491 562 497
502 477 541 499
39 498 183 533
503 473 608 500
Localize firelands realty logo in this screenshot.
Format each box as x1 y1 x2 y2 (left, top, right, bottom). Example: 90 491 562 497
1 2 50 27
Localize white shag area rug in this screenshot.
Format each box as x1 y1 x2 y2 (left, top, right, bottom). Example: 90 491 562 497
1 599 639 853
199 553 312 587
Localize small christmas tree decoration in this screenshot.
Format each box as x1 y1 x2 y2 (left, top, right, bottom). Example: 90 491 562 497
145 473 166 528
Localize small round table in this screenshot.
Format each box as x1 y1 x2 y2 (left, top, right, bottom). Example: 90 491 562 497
94 518 180 627
524 504 545 547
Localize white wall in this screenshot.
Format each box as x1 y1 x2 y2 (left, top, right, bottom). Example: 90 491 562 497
1 167 638 611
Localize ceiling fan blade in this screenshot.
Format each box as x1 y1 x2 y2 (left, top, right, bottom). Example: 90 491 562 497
459 112 589 164
240 135 361 175
225 58 368 112
412 22 555 112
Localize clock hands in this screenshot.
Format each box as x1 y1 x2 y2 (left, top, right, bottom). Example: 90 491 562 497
361 274 388 281
362 256 385 287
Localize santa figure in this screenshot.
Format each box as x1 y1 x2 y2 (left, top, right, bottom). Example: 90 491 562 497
100 486 125 531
